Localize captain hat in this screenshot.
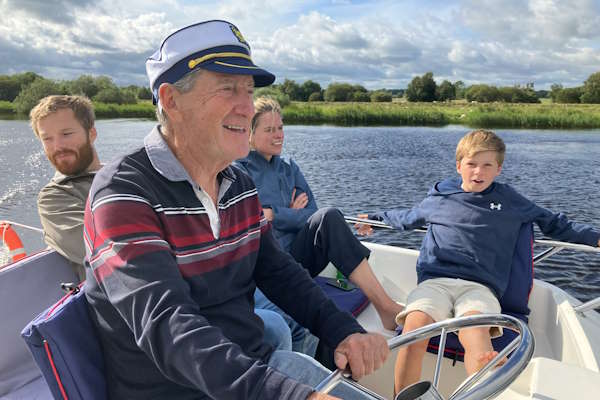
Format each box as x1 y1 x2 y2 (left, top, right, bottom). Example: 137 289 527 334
146 20 275 103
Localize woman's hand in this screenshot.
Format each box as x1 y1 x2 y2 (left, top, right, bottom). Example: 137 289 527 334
263 208 274 221
354 213 373 236
290 188 309 209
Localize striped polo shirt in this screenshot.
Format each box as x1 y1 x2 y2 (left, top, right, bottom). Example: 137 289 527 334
83 126 362 399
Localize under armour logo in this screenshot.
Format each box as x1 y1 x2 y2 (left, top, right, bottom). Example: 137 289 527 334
490 202 502 210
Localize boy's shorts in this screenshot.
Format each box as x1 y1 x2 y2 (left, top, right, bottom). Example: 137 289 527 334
395 277 502 338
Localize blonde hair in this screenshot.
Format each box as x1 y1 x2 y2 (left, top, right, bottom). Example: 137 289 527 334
251 96 282 135
30 95 95 137
456 130 506 165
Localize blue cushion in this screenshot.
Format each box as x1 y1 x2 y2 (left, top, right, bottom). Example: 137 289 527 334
399 223 534 362
314 276 369 316
21 285 107 400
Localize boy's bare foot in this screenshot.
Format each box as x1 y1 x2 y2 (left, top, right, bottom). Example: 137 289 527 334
476 350 507 371
377 302 404 330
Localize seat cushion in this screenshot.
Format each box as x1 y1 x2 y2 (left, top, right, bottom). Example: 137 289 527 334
314 276 369 316
21 285 107 400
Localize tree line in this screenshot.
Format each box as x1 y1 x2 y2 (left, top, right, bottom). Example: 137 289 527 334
1 70 599 115
403 71 600 104
0 73 152 114
254 79 396 106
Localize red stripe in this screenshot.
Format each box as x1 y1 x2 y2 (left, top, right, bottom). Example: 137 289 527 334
164 201 262 247
427 342 464 357
352 299 370 317
93 201 161 236
92 241 169 283
220 214 261 238
94 262 115 283
101 222 162 240
44 340 69 400
176 226 261 257
46 292 72 319
179 236 260 277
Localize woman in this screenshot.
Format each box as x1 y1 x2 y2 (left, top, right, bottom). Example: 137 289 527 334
238 97 402 352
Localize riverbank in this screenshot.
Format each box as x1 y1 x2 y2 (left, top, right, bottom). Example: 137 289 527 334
1 100 600 129
284 101 600 129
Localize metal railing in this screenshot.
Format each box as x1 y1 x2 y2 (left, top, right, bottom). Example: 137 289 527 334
345 216 600 315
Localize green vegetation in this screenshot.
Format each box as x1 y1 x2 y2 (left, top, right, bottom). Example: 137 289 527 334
0 73 150 115
0 100 14 114
283 102 448 126
1 70 600 128
282 101 600 129
93 101 155 119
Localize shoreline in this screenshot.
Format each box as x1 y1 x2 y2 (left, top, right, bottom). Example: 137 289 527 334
1 101 600 129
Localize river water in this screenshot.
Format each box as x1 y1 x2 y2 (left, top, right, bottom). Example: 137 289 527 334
1 120 599 302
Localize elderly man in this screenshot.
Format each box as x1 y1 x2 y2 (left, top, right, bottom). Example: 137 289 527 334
83 20 388 399
30 95 101 281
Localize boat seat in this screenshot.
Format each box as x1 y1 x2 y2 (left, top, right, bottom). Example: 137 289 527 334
21 283 107 400
0 250 78 399
398 223 535 362
314 276 370 317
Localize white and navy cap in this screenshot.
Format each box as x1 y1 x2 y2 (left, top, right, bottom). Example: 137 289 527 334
146 20 275 103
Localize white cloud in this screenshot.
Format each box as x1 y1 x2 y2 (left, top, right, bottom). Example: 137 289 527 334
0 0 598 89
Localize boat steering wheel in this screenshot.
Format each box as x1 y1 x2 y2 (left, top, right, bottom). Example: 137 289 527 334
315 314 535 400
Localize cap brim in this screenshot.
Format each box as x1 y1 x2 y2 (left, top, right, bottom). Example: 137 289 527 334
199 57 275 87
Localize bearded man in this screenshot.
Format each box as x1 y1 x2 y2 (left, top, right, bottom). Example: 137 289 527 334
30 95 101 281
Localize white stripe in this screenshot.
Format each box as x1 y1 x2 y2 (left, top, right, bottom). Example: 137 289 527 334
176 226 261 260
92 188 256 214
92 194 152 211
219 188 257 210
89 238 171 268
160 208 208 216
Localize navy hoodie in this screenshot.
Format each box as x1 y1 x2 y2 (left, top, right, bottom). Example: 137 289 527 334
372 177 599 298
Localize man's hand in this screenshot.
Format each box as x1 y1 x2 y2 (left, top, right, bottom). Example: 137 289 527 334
354 213 373 236
263 208 274 221
333 332 389 381
597 239 600 247
290 188 309 209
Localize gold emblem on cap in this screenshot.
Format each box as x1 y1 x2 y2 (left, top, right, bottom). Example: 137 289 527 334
230 25 248 46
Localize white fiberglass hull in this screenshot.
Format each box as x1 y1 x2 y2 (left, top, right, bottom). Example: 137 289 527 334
320 242 600 399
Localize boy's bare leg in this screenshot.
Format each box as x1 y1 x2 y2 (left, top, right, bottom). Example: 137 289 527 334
348 258 404 330
457 311 501 375
394 311 435 394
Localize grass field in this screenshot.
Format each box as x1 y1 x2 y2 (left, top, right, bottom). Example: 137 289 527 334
1 100 600 129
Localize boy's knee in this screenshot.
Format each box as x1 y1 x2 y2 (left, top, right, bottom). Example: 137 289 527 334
403 310 435 331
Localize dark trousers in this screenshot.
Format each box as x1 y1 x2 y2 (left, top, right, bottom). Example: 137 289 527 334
289 207 371 369
290 207 371 279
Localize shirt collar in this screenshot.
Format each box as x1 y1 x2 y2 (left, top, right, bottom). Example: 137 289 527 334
248 150 279 165
144 125 237 185
51 168 98 185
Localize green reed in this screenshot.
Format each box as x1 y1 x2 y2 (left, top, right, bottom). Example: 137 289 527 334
282 102 600 129
0 101 15 115
283 102 448 126
2 99 600 129
93 102 155 119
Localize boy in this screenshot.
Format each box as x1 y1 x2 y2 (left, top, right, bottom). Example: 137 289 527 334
364 130 600 393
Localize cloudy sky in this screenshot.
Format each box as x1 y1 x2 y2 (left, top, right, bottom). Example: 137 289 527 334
1 0 599 90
